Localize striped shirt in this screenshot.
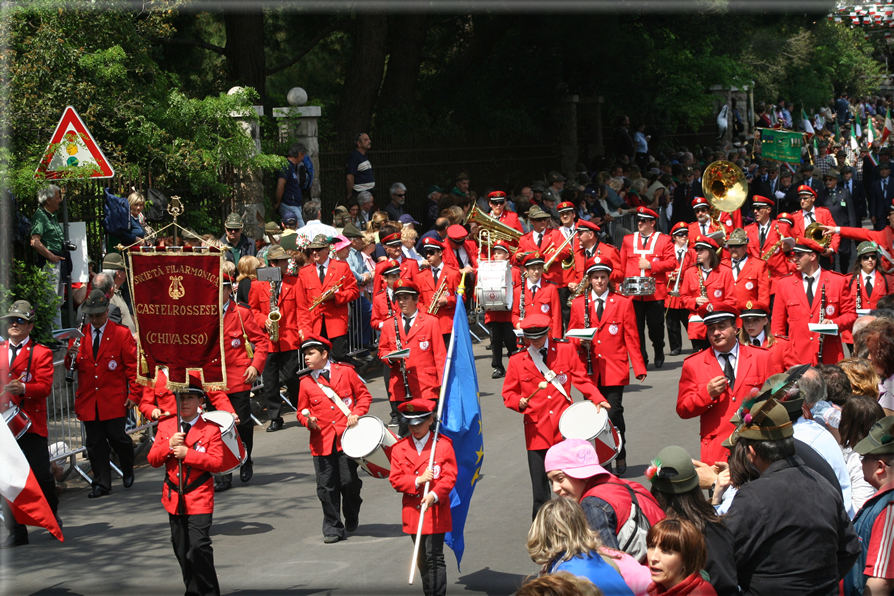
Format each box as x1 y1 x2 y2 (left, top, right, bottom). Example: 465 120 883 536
866 497 894 579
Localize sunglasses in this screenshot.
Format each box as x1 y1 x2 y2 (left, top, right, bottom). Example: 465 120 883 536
423 250 440 257
393 193 406 198
674 232 689 237
861 254 878 261
7 317 28 326
694 207 709 213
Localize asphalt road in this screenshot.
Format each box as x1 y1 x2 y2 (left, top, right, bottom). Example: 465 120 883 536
1 334 700 596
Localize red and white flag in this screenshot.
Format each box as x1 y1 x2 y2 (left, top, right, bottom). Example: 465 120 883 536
882 108 894 145
0 420 63 542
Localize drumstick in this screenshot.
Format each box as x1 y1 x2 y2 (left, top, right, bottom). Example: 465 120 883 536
520 382 548 407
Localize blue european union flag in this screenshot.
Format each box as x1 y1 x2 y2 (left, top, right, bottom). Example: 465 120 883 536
440 290 484 571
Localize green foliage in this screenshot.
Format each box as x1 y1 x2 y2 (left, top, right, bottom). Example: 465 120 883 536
0 262 62 345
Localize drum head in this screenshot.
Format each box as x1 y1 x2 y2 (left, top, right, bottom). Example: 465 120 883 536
202 410 235 433
559 401 608 442
342 416 384 459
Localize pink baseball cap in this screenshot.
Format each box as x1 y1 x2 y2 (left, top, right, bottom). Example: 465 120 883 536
544 438 611 479
332 234 351 252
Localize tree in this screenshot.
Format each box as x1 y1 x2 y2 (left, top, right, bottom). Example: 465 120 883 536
335 11 388 141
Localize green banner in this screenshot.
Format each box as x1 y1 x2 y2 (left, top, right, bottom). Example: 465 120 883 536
759 128 804 163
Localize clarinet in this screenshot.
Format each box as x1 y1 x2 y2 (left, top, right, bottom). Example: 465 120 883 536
65 314 87 383
583 288 594 376
855 277 862 311
393 313 412 400
817 284 826 365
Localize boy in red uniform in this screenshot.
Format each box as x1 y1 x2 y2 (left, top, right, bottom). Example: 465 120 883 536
389 399 457 596
147 387 226 596
296 335 371 543
484 240 518 378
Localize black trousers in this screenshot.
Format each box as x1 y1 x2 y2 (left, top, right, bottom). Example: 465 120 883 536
312 448 363 538
215 390 253 483
442 333 452 351
666 307 688 353
83 415 134 490
169 513 220 596
263 349 301 420
411 533 447 596
558 287 572 333
633 299 665 362
489 321 517 371
321 318 350 363
599 385 627 461
3 433 58 539
691 339 710 352
527 448 550 521
837 251 852 274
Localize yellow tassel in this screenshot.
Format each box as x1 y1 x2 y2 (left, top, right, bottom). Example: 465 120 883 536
244 335 254 359
140 350 148 374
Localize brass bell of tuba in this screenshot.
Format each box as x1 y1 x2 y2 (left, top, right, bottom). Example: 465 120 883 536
804 222 832 248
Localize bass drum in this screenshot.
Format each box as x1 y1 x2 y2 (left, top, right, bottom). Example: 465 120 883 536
477 260 513 311
342 416 399 479
558 401 623 465
202 411 248 475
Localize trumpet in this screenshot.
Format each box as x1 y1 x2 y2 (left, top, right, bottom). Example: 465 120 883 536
268 281 281 343
544 230 579 272
428 275 450 315
309 276 346 311
66 314 87 383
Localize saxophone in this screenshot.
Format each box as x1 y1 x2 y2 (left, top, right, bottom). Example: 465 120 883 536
567 279 588 307
698 266 708 300
65 314 87 383
760 224 785 261
268 280 281 342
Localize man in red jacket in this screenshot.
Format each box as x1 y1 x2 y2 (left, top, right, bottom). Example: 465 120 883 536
676 306 774 465
792 185 840 268
487 190 523 232
65 289 141 498
0 300 58 548
517 206 570 287
503 313 608 519
296 335 371 543
214 275 268 491
512 251 562 333
298 234 360 364
416 236 461 347
619 207 679 368
148 387 226 596
771 237 856 365
389 398 457 596
723 228 770 312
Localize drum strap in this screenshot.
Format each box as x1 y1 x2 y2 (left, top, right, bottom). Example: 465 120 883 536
526 345 571 402
315 376 352 417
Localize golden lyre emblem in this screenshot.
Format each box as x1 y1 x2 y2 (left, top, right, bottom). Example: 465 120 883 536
168 276 185 300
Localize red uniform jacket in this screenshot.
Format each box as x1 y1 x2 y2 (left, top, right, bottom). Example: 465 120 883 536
844 270 894 344
511 279 562 332
138 369 235 421
441 240 479 275
793 207 840 253
688 220 733 260
503 340 606 451
378 311 447 402
745 221 795 295
296 363 372 456
676 343 774 465
147 415 225 515
484 265 521 324
371 287 398 331
762 335 797 374
494 209 524 233
771 270 856 365
517 229 571 286
665 244 696 310
417 264 461 335
559 228 581 286
722 256 771 312
680 265 737 340
217 300 268 394
568 291 646 386
389 434 457 535
572 242 623 288
839 226 894 271
65 321 140 422
0 338 54 438
373 256 420 296
297 259 360 338
618 232 676 301
248 276 310 352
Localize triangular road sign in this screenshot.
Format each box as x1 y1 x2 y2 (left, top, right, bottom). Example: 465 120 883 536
34 106 115 180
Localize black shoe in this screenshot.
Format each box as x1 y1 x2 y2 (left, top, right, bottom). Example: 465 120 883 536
88 486 111 499
654 355 665 368
0 533 27 548
491 368 505 379
614 459 627 476
323 535 341 544
345 518 359 532
266 418 284 432
122 473 134 488
214 481 232 492
240 462 253 483
670 348 681 356
388 417 400 428
485 344 492 351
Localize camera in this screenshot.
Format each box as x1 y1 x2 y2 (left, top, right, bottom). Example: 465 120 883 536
63 241 77 252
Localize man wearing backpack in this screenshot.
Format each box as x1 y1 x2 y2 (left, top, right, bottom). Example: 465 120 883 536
274 142 311 228
544 438 665 562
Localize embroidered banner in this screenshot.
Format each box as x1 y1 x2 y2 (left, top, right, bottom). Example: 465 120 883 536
758 128 804 163
128 250 226 391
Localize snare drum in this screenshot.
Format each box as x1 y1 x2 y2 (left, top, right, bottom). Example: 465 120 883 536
622 276 656 296
3 405 32 440
202 411 247 474
477 260 513 311
559 401 623 465
341 416 399 479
